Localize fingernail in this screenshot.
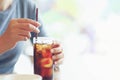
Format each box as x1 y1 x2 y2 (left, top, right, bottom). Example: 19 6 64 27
24 37 28 41
36 28 40 33
54 61 57 65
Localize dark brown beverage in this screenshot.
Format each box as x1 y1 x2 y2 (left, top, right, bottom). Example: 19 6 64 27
34 42 53 80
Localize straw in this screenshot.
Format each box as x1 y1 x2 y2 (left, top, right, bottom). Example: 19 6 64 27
35 8 38 42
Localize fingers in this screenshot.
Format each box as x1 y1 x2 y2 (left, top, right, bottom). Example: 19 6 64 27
53 54 64 66
51 40 61 48
14 35 28 41
11 18 40 33
51 40 64 65
18 29 31 38
51 45 64 65
54 58 64 65
16 18 41 27
12 29 30 41
9 18 41 41
52 52 64 61
17 23 40 33
51 47 63 55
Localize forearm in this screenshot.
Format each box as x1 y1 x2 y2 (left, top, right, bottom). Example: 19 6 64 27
0 35 12 54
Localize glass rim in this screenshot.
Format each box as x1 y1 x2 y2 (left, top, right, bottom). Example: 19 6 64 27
33 37 53 44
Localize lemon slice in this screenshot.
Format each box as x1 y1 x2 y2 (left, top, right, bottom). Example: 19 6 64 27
41 58 53 68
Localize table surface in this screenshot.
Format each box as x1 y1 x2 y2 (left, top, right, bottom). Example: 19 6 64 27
0 74 42 80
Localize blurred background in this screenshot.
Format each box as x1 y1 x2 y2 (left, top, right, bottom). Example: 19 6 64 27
14 0 120 80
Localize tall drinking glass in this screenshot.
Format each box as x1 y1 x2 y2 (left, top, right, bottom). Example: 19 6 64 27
33 37 53 80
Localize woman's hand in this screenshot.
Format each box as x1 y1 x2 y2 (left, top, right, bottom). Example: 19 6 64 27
51 40 64 70
0 18 40 53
